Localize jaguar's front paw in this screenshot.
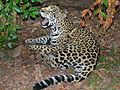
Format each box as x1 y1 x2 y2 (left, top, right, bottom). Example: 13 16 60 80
25 38 35 44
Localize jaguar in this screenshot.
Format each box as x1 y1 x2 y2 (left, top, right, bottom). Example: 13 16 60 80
25 5 99 90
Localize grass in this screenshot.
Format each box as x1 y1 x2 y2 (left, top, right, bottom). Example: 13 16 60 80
86 45 120 90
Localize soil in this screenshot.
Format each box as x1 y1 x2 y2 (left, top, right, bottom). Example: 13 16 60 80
0 0 120 90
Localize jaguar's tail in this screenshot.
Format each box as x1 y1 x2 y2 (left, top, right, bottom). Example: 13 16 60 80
33 74 85 90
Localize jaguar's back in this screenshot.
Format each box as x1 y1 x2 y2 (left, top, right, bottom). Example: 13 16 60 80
25 5 99 90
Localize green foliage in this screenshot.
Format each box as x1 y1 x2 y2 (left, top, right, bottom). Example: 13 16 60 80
0 20 19 49
87 75 101 89
0 0 44 49
101 0 108 20
93 0 108 20
100 11 107 20
109 46 116 57
14 0 43 19
0 0 20 49
101 0 108 8
98 55 106 63
110 60 120 67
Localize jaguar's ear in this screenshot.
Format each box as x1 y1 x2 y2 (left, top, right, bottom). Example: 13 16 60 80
64 9 68 15
59 10 68 20
60 13 66 19
61 8 68 19
56 5 67 19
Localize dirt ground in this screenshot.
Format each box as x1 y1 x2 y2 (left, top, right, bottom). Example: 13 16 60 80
0 0 120 90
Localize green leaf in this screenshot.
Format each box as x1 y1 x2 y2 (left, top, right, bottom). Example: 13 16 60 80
11 35 18 42
93 9 97 15
16 0 20 7
98 55 106 62
8 0 13 8
112 61 120 67
103 0 108 8
31 0 44 3
22 0 28 4
9 33 14 38
29 7 38 12
0 36 6 43
90 0 95 2
30 11 39 18
16 0 20 4
0 1 3 11
31 0 35 2
22 11 29 19
7 0 10 2
6 42 13 48
109 46 115 57
14 6 22 13
101 11 106 20
0 23 5 31
0 43 4 49
21 3 30 13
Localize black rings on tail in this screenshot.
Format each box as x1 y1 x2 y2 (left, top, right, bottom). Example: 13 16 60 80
33 74 85 90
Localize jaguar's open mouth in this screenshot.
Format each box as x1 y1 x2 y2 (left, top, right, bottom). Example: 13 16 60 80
41 18 49 28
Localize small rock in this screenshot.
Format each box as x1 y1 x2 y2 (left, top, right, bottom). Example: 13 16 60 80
30 55 35 60
8 45 23 58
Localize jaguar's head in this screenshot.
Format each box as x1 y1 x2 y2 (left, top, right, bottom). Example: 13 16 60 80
40 5 66 28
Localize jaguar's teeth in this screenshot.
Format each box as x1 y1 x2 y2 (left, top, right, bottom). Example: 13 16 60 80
42 19 49 28
42 19 48 25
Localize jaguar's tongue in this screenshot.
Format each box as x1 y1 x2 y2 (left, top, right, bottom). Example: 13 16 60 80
42 18 49 27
